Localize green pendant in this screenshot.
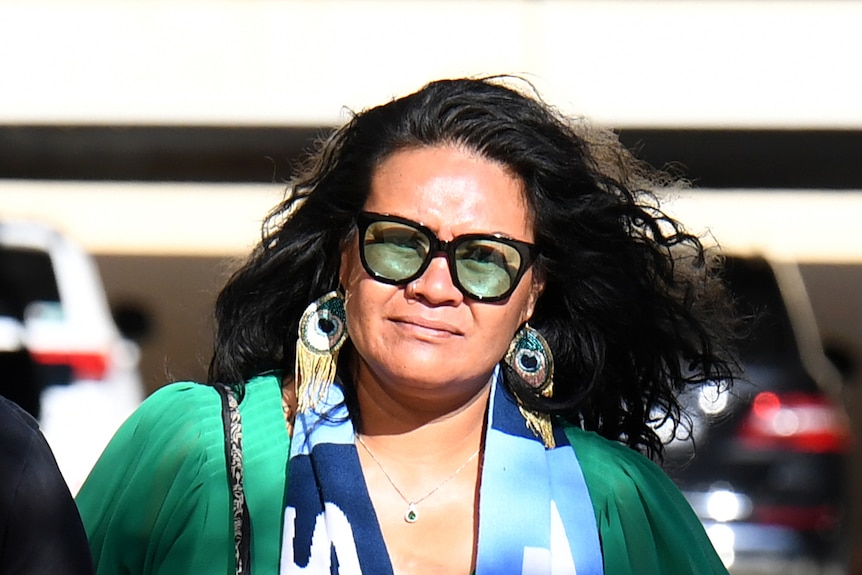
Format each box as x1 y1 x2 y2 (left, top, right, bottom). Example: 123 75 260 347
405 504 418 523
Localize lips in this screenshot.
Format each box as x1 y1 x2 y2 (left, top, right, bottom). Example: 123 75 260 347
391 315 463 336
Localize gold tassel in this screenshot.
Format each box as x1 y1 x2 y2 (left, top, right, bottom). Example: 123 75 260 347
519 406 556 449
295 339 340 413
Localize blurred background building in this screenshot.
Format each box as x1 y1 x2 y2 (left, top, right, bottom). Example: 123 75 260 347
1 1 861 573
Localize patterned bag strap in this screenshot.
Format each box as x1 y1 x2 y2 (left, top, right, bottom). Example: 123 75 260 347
216 384 253 574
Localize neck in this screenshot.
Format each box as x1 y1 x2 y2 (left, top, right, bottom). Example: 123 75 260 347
353 366 492 463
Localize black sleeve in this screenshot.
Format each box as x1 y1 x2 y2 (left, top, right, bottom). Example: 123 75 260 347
0 397 94 575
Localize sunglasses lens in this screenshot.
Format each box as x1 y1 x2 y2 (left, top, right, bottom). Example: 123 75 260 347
454 239 521 299
362 220 430 281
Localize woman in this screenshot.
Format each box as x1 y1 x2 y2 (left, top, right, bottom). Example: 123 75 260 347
77 77 737 574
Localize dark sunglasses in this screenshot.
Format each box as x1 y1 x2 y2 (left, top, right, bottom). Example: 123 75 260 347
356 211 538 302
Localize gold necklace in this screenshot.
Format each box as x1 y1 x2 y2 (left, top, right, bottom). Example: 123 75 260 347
356 434 480 524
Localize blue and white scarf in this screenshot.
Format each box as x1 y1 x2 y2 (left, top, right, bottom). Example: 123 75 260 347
280 367 603 574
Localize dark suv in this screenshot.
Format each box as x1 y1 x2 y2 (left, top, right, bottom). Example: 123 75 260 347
660 255 850 574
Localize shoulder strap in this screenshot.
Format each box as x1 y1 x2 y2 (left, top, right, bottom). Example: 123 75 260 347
216 384 253 574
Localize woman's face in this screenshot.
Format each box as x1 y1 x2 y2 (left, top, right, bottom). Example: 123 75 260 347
340 145 543 406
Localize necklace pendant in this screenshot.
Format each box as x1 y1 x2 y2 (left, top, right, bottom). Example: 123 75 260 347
404 503 418 523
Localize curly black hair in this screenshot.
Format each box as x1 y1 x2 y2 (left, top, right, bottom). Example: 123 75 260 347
208 76 738 459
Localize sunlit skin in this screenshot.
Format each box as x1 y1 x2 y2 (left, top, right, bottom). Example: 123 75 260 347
339 145 544 575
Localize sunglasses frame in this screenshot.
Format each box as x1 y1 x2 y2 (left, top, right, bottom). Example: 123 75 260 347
356 211 538 302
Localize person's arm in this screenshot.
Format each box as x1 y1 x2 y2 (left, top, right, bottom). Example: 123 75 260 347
564 425 730 575
75 382 232 575
0 397 93 575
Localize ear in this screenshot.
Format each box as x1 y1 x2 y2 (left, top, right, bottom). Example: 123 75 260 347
338 233 358 289
521 272 545 323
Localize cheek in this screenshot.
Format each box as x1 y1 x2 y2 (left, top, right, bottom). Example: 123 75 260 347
504 310 527 344
509 279 542 328
342 285 371 361
482 283 542 356
341 277 391 353
340 245 373 343
475 306 527 361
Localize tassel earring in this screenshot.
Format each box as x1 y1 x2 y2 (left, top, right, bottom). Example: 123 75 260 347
295 291 348 413
505 323 555 448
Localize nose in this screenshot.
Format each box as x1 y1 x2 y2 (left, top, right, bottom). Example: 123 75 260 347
408 253 463 305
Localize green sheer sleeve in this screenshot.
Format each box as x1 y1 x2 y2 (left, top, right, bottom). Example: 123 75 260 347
564 425 730 575
75 374 288 575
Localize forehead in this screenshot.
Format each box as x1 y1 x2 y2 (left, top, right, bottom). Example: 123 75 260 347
365 145 533 240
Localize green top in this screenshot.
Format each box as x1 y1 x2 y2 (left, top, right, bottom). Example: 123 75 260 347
564 425 729 574
76 373 289 575
76 372 727 574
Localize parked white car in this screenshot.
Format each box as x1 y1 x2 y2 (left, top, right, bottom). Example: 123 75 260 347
0 219 144 493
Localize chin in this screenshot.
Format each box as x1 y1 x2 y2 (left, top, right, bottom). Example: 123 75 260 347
388 361 492 394
360 341 499 391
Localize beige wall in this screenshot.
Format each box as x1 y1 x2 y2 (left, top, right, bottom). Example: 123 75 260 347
96 255 232 393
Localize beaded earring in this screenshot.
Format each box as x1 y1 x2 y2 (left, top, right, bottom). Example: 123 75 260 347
295 291 348 413
504 323 555 448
